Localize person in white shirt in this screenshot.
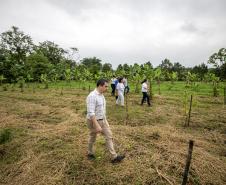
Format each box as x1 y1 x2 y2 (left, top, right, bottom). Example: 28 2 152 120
141 79 151 106
116 77 125 106
86 79 125 163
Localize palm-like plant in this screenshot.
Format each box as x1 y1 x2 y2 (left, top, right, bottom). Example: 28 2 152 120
170 72 178 84
133 73 142 93
203 72 220 96
154 68 162 95
64 68 72 87
143 64 154 99
81 68 92 90
40 74 49 89
94 71 101 83
26 73 33 88
186 72 197 87
49 69 59 85
17 76 25 92
73 67 82 88
0 75 6 86
53 73 59 85
211 74 220 97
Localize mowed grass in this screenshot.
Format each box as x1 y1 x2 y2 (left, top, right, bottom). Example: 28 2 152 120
0 81 226 185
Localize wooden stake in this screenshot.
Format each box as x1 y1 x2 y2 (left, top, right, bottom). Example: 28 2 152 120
60 87 63 96
185 95 193 127
182 140 194 185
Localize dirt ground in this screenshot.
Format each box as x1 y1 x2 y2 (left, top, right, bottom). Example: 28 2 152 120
0 87 226 185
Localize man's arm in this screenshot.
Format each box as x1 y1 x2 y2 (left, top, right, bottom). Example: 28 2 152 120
90 116 102 133
87 95 102 133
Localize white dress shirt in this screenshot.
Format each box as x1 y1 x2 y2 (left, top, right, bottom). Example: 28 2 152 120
142 82 148 92
86 89 106 120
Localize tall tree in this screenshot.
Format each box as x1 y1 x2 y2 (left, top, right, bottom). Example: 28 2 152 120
122 63 130 72
208 48 226 80
81 57 102 74
0 26 34 64
25 53 52 81
35 41 66 65
159 58 173 80
172 62 186 80
192 63 208 81
102 63 112 72
0 26 34 81
116 64 123 71
154 68 163 94
144 61 153 69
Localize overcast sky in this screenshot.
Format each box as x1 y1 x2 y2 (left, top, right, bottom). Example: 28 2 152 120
0 0 225 69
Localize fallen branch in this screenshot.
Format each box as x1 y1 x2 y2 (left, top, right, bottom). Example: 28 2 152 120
155 166 174 185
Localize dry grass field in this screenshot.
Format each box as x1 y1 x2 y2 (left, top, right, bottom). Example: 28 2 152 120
0 85 226 185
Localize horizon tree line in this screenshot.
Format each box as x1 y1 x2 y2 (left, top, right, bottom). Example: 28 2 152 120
0 26 225 85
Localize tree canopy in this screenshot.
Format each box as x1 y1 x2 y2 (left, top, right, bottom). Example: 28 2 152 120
0 26 225 83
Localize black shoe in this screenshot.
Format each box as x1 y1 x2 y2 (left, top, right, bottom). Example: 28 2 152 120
87 154 96 160
111 155 125 163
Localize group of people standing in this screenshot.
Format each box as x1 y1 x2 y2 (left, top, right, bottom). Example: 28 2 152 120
110 76 129 106
111 76 151 106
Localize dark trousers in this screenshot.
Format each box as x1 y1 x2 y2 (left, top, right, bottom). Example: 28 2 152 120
141 92 151 106
111 84 116 96
124 86 130 94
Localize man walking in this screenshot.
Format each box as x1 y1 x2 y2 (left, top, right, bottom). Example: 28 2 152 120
86 79 125 163
141 79 151 106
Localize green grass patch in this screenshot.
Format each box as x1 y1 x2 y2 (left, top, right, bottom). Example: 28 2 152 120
0 128 12 144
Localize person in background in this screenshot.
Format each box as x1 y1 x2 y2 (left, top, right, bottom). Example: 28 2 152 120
114 77 119 100
123 77 130 94
86 79 125 163
116 77 125 106
141 79 151 106
110 75 117 96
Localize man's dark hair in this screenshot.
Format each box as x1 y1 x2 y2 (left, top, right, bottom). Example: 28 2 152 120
97 79 108 87
141 79 147 84
118 77 123 83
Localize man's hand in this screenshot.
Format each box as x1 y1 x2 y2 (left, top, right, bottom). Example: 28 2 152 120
91 117 103 133
95 125 103 133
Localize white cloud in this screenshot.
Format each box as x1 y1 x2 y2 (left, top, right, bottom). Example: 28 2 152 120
0 0 225 68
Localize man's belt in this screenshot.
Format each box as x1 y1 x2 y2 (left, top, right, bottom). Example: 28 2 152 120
97 119 103 121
